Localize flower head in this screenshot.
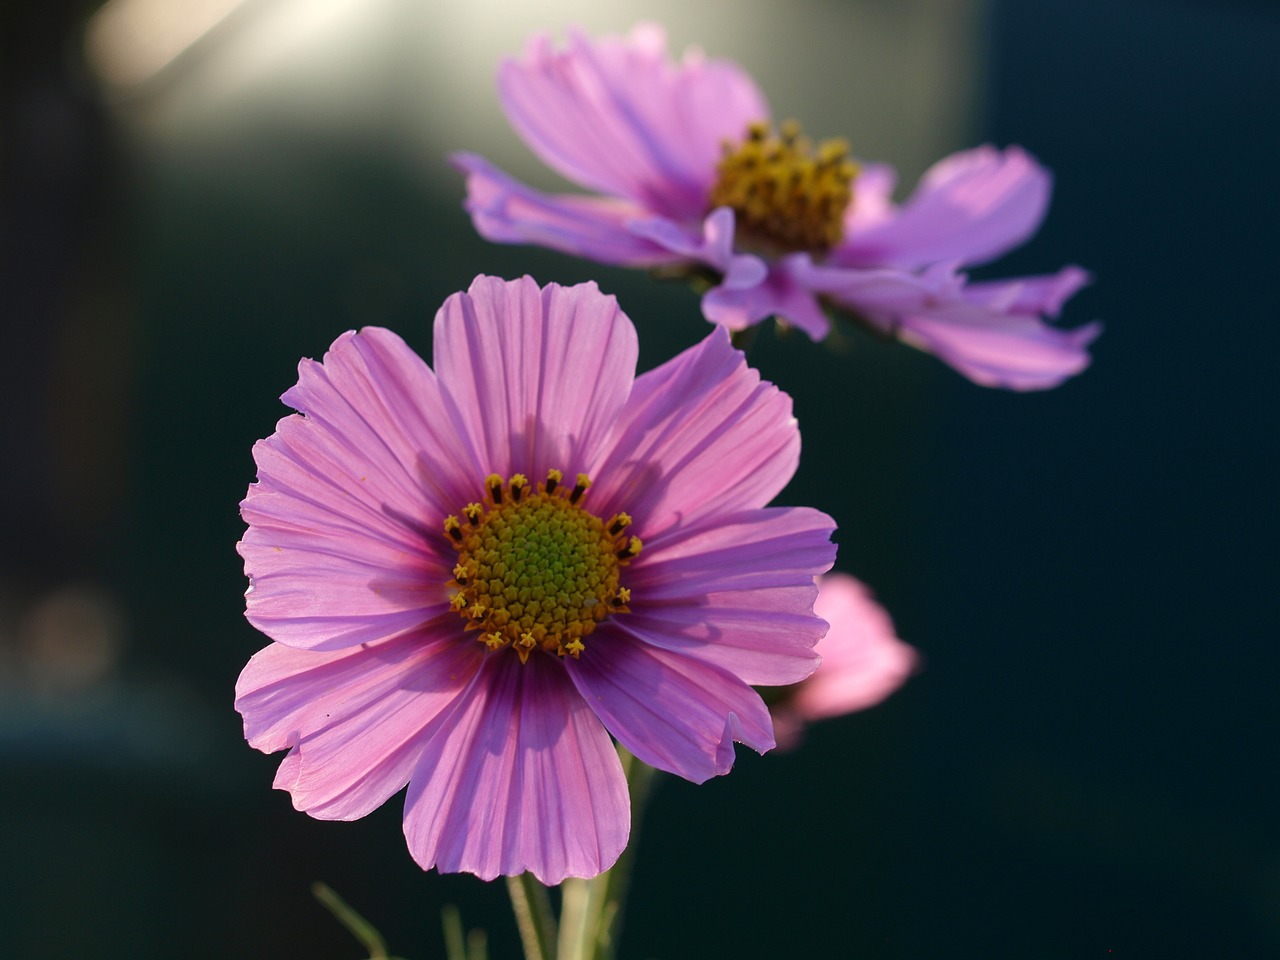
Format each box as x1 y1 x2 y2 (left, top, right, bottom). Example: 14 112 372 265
234 275 836 883
454 24 1101 390
770 574 918 749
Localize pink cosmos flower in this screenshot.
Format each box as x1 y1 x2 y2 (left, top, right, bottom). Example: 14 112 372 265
234 275 836 884
454 24 1101 391
771 573 918 749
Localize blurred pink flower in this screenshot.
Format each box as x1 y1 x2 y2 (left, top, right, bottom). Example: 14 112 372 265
234 275 835 883
772 573 917 748
455 24 1100 390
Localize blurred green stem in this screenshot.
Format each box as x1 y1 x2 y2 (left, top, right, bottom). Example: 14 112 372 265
555 746 659 960
312 882 390 960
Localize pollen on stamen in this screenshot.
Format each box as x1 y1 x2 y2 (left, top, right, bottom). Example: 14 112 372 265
509 474 527 502
617 536 643 561
443 468 638 663
709 118 858 256
486 473 504 504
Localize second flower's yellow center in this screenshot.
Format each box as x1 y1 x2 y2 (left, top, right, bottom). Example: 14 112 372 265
708 120 858 256
443 470 641 663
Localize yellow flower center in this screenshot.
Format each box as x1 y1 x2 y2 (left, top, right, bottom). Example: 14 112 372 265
443 470 641 663
708 120 858 256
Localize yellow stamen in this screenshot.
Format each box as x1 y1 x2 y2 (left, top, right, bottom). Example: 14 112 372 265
444 470 638 662
708 119 858 255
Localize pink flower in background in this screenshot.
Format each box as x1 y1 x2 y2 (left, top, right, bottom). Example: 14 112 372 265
234 275 835 884
772 573 917 748
455 24 1100 391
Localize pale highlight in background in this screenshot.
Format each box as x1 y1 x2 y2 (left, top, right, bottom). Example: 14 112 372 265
85 0 987 193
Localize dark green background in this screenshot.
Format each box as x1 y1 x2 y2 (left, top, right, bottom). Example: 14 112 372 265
2 0 1276 957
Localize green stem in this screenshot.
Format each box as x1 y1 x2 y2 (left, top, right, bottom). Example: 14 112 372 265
557 746 660 960
311 882 389 960
506 872 558 960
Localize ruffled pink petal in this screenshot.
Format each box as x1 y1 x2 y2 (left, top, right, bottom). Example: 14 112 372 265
963 265 1091 317
623 506 835 684
402 655 628 884
240 327 476 650
499 23 768 220
842 161 899 233
453 153 685 267
789 255 964 317
701 255 832 338
791 573 918 721
834 145 1052 270
894 302 1103 391
628 207 767 288
432 276 639 485
586 325 799 538
567 627 775 783
235 625 482 820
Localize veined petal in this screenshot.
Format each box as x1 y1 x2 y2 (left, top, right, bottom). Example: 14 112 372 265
499 23 768 220
835 145 1052 270
587 325 799 537
235 628 481 820
433 275 639 482
628 207 767 288
791 573 918 720
894 302 1103 391
241 327 475 650
567 628 775 783
402 655 628 885
453 153 685 266
623 506 836 685
963 265 1091 318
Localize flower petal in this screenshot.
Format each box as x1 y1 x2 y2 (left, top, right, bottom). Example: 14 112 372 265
624 506 836 684
894 302 1103 391
235 627 482 820
628 207 767 288
587 325 799 537
963 265 1091 318
453 153 685 266
567 628 775 783
835 145 1052 270
792 573 918 720
433 276 639 483
499 23 768 219
402 655 628 884
241 327 475 650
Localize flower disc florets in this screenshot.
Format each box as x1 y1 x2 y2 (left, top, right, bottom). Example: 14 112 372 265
708 120 857 256
444 470 640 663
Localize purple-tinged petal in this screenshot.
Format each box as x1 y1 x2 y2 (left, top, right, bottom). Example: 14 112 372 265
701 255 832 339
894 302 1103 391
402 655 628 885
835 145 1052 270
499 23 768 220
791 573 918 720
433 276 639 483
629 207 767 288
567 628 775 783
453 153 684 267
963 265 1091 317
791 256 964 315
587 326 799 537
624 506 835 684
235 627 482 820
240 327 476 650
842 161 899 233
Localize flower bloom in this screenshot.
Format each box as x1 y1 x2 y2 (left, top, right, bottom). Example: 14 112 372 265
771 574 917 749
234 275 836 883
454 24 1101 390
